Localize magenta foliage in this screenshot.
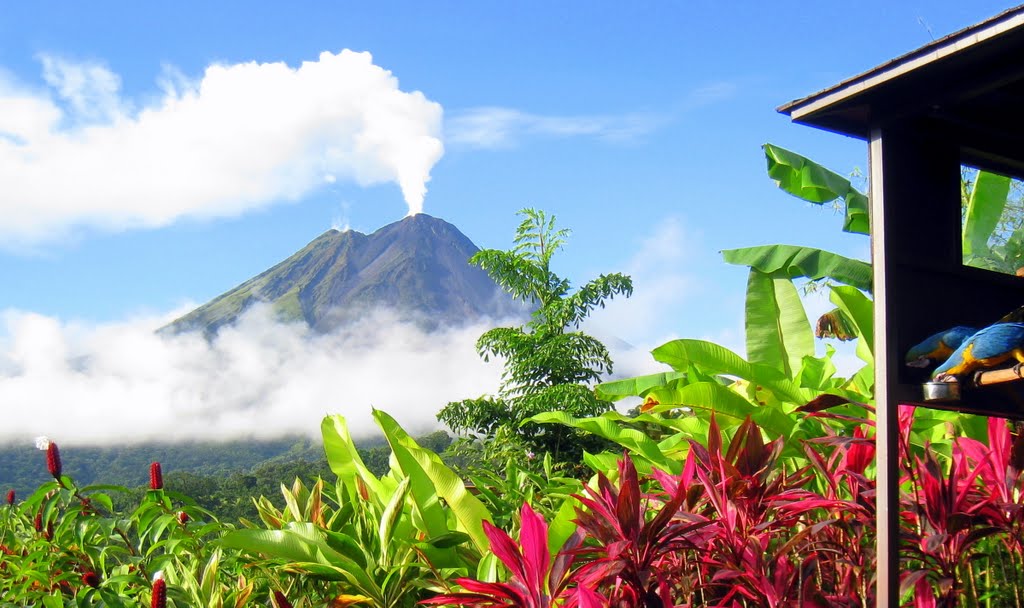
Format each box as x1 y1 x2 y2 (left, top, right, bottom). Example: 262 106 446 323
572 451 711 607
420 503 596 608
898 408 1016 605
424 406 1024 606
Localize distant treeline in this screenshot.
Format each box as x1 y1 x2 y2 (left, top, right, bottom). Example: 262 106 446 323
0 431 452 521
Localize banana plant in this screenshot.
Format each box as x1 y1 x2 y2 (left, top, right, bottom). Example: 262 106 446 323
530 145 881 472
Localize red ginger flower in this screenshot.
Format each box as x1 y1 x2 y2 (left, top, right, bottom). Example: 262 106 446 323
33 511 42 532
46 442 62 479
151 577 167 608
82 571 100 588
177 511 189 524
5 489 13 505
149 462 163 490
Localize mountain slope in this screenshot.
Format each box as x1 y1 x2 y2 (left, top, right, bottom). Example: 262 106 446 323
161 214 522 336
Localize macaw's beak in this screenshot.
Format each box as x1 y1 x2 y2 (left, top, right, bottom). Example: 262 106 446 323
906 357 932 369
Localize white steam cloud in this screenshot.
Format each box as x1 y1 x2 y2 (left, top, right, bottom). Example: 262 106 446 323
0 306 504 446
0 51 443 246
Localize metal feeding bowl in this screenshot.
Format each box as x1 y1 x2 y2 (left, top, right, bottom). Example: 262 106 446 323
922 381 961 402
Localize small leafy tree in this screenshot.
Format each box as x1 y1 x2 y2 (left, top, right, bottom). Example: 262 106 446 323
438 208 632 465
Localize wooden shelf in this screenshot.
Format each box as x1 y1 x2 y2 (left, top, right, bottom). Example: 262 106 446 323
899 370 1024 420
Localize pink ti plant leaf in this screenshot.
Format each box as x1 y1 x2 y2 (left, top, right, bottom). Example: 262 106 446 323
420 503 594 608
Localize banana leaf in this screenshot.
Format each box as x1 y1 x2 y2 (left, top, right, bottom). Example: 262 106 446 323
527 410 681 473
652 339 813 405
595 371 687 401
962 170 1011 258
744 269 814 377
764 143 869 234
722 244 872 292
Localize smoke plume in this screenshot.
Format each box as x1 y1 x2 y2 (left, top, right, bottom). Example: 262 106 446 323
0 51 442 247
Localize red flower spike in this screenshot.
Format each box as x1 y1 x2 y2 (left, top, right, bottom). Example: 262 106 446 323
82 571 100 588
149 462 163 490
178 511 189 524
33 511 43 533
5 489 13 505
272 590 294 608
46 442 62 479
151 578 167 608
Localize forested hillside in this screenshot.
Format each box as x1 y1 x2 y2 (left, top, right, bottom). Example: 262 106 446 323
0 431 452 522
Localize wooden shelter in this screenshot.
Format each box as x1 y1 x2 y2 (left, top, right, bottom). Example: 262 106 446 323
779 6 1024 605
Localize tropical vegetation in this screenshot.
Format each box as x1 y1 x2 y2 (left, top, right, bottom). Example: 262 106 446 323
438 208 632 469
6 145 1024 606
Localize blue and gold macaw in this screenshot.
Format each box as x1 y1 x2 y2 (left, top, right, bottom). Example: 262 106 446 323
933 322 1024 379
905 326 977 369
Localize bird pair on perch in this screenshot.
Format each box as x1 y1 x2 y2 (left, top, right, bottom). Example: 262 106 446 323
906 323 1024 382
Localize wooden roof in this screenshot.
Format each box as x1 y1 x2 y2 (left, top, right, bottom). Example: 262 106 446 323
780 5 1024 171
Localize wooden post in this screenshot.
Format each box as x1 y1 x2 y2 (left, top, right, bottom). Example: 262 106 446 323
871 120 961 606
870 129 901 608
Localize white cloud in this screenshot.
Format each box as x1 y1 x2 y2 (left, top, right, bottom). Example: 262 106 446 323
39 55 125 123
0 50 443 247
446 106 662 149
446 80 738 150
0 306 505 446
586 217 697 349
582 217 700 383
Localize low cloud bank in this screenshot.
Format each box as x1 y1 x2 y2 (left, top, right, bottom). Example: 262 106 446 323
0 306 503 446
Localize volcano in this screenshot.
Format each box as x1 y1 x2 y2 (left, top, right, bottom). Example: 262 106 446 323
160 214 523 336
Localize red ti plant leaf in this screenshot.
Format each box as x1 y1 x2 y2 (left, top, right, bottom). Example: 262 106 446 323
797 393 874 414
420 503 593 608
688 415 871 605
572 452 711 606
902 428 1003 605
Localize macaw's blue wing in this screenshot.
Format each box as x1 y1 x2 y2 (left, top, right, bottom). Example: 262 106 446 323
933 322 1024 378
905 326 977 368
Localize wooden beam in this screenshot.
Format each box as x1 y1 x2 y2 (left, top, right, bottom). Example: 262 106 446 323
869 128 900 608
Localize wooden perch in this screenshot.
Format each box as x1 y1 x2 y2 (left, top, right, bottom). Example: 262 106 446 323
973 364 1024 387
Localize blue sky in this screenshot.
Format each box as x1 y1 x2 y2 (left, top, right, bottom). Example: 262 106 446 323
0 2 1014 443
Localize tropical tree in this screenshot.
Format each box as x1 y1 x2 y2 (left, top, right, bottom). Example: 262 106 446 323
438 208 632 466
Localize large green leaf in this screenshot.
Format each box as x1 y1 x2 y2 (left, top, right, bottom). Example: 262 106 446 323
595 371 687 400
722 244 872 292
373 409 492 553
764 143 869 234
963 170 1012 257
321 415 385 499
220 525 326 564
651 339 812 405
219 523 379 591
527 411 681 473
378 477 411 566
645 381 795 440
829 285 874 365
744 269 814 377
